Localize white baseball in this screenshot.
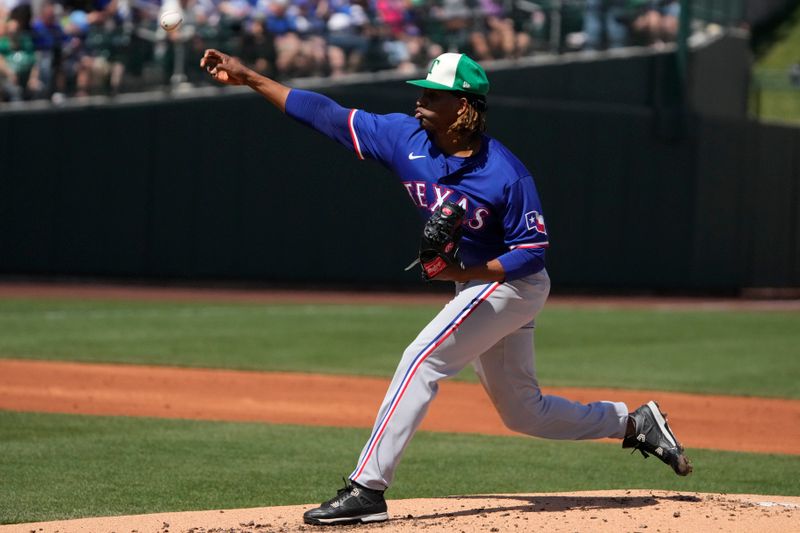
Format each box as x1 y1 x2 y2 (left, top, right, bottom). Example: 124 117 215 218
159 10 183 32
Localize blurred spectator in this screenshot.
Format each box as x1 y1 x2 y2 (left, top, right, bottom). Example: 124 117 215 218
374 0 412 71
31 1 66 98
582 0 629 50
293 0 329 77
2 0 32 29
1 0 697 104
659 0 680 42
264 0 305 77
470 0 530 60
430 0 471 54
579 0 679 50
59 8 93 95
0 16 40 100
83 3 131 94
218 0 253 23
240 18 276 77
375 0 440 72
325 0 371 77
508 0 545 52
0 42 23 101
628 0 680 47
0 55 21 101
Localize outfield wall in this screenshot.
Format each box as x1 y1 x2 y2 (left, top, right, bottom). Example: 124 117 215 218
1 35 797 290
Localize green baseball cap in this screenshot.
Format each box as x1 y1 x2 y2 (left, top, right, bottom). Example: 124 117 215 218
406 53 490 96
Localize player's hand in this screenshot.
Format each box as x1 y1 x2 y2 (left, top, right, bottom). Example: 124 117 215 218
433 264 468 283
200 49 248 86
436 261 506 283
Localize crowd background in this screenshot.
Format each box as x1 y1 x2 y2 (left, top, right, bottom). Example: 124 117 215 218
0 0 684 103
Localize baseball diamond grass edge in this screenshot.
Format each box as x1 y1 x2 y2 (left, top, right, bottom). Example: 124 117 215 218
1 411 799 525
0 299 797 398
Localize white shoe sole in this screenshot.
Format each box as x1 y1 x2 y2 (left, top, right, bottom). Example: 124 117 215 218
309 511 389 525
647 401 677 447
647 401 693 476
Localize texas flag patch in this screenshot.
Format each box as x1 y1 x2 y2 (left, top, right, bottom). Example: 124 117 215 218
525 211 547 234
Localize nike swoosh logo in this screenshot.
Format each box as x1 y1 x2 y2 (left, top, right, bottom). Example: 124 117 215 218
408 152 426 160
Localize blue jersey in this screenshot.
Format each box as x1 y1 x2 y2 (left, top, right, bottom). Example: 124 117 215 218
286 90 549 279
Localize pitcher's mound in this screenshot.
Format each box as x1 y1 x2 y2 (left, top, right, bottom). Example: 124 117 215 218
5 490 799 533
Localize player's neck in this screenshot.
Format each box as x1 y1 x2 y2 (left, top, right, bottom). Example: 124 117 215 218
435 132 482 158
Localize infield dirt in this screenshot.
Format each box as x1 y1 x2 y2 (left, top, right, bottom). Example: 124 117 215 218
2 359 800 532
2 491 799 533
2 358 800 455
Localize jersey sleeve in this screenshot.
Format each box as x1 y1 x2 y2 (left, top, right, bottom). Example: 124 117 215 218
285 89 355 150
496 175 550 280
285 89 405 167
350 110 408 166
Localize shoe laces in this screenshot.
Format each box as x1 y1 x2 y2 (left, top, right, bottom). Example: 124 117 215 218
336 477 353 496
322 478 356 507
631 446 650 459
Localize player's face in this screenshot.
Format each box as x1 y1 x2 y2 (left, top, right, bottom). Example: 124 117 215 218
414 89 465 132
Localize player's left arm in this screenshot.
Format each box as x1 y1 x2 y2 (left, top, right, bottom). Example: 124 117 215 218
437 175 548 283
436 259 506 283
495 175 549 279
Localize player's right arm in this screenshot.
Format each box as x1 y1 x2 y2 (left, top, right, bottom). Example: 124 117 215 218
201 49 401 165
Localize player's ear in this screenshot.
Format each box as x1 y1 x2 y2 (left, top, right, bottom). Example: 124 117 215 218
457 96 470 116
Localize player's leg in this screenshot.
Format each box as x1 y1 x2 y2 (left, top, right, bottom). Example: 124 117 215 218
304 278 545 525
350 278 545 489
473 326 628 440
473 272 691 475
622 401 693 475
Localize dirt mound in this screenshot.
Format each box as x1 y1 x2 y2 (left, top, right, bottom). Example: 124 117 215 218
3 490 798 533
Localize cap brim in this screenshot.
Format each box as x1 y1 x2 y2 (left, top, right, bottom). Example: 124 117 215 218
406 79 458 91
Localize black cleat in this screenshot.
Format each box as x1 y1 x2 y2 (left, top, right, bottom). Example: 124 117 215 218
623 401 693 476
303 479 389 526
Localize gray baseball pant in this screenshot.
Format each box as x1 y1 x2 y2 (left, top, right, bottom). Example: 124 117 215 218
350 269 629 490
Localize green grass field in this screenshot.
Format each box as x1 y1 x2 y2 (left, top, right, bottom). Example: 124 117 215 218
0 299 798 397
2 411 799 525
1 296 799 524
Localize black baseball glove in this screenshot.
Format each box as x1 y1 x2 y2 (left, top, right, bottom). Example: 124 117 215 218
406 201 466 280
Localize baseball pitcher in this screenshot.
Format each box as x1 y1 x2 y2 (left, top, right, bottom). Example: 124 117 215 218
201 49 692 527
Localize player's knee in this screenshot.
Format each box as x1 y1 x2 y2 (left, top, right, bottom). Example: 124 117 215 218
499 413 530 434
400 343 423 364
496 395 548 435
